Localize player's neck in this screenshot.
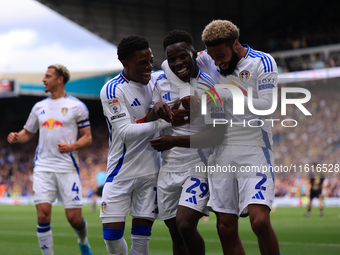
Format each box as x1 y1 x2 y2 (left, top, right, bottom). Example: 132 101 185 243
50 88 67 100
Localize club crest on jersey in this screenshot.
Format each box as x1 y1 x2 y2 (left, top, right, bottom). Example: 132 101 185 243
61 107 68 115
239 70 250 83
108 98 121 114
101 202 107 212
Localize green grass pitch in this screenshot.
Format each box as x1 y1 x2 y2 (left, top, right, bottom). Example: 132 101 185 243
0 205 339 254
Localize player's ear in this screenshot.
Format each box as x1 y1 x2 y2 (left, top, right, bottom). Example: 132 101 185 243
122 59 129 69
233 39 239 52
58 75 65 84
192 50 198 60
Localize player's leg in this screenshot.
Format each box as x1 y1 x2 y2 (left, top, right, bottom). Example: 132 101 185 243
318 194 323 216
305 191 314 216
176 206 204 255
101 178 136 255
207 146 245 255
214 212 244 255
36 203 54 255
129 174 158 255
58 173 92 255
103 222 128 255
248 204 280 255
129 218 154 255
33 171 57 255
157 172 188 255
175 173 210 255
164 217 187 255
237 146 279 255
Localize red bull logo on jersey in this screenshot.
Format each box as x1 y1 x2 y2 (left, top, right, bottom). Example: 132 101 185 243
41 118 64 130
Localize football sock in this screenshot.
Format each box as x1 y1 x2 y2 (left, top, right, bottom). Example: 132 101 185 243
37 222 54 255
129 234 150 255
73 217 88 245
129 226 152 255
104 238 128 255
103 227 128 255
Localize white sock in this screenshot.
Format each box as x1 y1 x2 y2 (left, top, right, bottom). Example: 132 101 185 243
73 218 88 245
129 234 150 255
37 230 54 255
104 238 128 255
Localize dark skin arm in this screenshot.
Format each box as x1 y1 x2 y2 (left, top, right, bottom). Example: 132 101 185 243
146 100 191 126
149 123 225 151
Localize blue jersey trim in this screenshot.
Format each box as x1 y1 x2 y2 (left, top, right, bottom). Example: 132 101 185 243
261 147 274 182
33 144 39 168
105 116 112 145
106 144 127 182
197 149 208 166
248 49 273 73
199 71 216 87
69 151 80 176
67 95 89 111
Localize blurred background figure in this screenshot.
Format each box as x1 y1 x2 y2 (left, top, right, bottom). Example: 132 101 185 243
90 169 106 213
305 165 325 217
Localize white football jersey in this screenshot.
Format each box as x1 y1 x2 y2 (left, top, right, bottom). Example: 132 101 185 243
100 71 162 182
24 94 90 173
197 45 278 149
151 69 215 172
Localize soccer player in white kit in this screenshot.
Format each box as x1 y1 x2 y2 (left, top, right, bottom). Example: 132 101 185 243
162 21 281 255
201 20 280 255
99 36 173 255
7 64 93 255
148 30 216 255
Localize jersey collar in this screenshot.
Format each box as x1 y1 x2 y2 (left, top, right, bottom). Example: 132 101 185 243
121 70 130 83
194 67 201 80
242 44 250 59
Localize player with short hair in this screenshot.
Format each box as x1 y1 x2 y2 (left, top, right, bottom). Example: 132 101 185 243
148 30 217 255
99 35 174 255
161 20 281 255
7 64 93 255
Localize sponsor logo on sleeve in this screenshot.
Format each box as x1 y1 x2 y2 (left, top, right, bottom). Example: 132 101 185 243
111 113 126 120
108 98 121 114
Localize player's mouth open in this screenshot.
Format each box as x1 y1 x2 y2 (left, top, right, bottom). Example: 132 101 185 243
142 73 151 79
176 67 189 77
220 63 229 69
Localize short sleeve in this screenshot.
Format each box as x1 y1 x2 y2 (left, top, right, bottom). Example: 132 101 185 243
23 104 40 133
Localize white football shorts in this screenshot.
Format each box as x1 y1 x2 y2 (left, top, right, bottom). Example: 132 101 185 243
207 145 275 217
33 171 83 208
100 173 158 223
157 170 209 221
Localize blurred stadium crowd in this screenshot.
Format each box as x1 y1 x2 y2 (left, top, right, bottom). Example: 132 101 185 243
1 79 340 201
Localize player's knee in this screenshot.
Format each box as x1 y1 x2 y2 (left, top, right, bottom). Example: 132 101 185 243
217 219 238 238
250 215 271 235
37 211 51 223
176 218 196 237
67 216 83 229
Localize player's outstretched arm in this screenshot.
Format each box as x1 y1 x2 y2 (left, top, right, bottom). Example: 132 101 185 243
7 129 34 144
58 126 92 153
